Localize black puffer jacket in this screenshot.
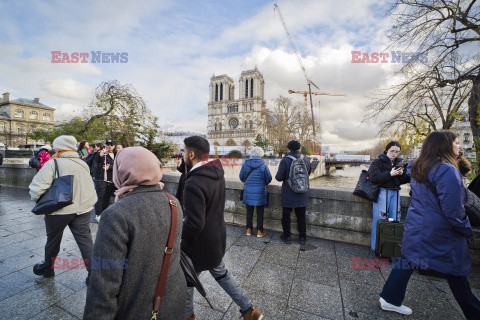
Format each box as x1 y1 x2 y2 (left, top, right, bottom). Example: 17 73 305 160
368 153 410 190
181 159 226 272
468 173 480 198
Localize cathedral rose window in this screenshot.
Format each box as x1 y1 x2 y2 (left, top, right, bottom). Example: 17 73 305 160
229 118 239 129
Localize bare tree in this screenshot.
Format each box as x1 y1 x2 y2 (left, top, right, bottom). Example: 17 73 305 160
366 0 480 167
260 96 315 157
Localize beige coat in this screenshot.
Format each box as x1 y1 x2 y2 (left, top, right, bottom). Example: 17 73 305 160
29 151 97 215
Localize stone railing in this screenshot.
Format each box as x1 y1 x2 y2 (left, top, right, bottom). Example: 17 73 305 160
1 165 478 263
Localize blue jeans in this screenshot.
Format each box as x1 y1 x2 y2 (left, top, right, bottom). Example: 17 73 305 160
371 188 400 250
185 260 252 317
381 257 480 320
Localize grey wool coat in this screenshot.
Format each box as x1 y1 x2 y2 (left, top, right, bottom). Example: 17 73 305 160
83 185 186 320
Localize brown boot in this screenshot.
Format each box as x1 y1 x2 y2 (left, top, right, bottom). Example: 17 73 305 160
246 228 252 236
186 315 196 320
242 307 264 320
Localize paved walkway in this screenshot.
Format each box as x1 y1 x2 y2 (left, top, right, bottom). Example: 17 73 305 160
0 186 479 320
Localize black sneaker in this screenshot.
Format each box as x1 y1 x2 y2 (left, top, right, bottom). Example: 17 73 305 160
33 263 55 278
299 237 306 245
280 234 291 245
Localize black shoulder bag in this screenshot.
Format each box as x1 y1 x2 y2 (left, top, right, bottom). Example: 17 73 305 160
32 159 74 215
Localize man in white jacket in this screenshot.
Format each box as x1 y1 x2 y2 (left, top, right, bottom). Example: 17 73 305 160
29 135 97 283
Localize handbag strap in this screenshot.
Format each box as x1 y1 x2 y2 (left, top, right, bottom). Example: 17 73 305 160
245 167 257 181
53 159 59 178
151 193 178 320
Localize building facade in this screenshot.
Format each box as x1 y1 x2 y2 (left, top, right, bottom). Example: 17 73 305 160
207 68 266 147
0 93 55 148
452 111 476 161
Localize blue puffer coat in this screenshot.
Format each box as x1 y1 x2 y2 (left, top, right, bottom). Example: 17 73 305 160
275 151 312 208
402 162 474 276
239 157 272 206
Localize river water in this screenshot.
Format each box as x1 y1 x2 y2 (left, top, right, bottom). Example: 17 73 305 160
309 165 411 196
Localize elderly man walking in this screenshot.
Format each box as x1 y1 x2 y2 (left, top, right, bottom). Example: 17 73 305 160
29 135 97 283
181 136 264 320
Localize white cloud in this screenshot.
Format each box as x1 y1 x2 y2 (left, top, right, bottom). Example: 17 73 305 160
43 78 92 101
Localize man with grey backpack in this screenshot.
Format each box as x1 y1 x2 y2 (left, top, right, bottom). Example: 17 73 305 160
275 140 311 245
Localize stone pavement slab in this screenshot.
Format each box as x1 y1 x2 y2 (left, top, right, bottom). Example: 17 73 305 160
0 186 477 319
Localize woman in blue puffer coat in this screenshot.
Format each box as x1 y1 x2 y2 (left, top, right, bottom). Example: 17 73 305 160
239 147 272 237
378 130 479 319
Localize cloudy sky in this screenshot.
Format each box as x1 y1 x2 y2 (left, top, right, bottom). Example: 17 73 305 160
0 0 405 152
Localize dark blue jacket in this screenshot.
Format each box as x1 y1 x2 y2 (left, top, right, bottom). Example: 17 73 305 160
275 151 312 208
239 157 272 206
402 162 473 276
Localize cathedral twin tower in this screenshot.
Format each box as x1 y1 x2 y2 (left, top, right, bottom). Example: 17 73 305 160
207 68 266 147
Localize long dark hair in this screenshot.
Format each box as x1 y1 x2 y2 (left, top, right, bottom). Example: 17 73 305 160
78 140 88 152
410 130 459 183
384 141 401 154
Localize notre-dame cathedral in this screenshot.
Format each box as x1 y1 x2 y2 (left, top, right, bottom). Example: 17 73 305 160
207 68 266 147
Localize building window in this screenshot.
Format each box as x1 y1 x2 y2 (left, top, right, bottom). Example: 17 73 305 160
250 78 254 97
220 83 223 101
215 84 218 102
219 123 222 131
43 113 51 121
15 109 24 118
228 104 238 113
250 103 253 111
250 120 253 129
30 110 38 120
245 79 248 98
229 118 239 129
244 121 248 129
215 123 217 131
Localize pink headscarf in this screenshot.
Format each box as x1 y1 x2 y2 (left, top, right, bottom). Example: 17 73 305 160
113 146 164 201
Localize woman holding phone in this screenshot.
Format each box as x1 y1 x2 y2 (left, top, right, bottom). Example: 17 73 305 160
368 141 410 251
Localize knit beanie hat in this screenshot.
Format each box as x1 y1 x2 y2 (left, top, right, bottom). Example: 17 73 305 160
287 140 301 151
53 135 77 151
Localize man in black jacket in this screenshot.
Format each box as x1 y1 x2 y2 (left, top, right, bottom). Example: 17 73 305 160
182 136 263 320
92 140 116 221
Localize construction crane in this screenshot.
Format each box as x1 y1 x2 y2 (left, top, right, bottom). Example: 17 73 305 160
274 3 347 153
288 89 347 111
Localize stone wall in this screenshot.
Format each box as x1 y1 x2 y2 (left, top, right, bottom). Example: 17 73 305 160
1 165 478 263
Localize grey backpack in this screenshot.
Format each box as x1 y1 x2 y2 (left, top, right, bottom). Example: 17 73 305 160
286 155 309 193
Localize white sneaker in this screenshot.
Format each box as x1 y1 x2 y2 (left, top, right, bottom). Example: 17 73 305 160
378 297 412 315
95 215 101 223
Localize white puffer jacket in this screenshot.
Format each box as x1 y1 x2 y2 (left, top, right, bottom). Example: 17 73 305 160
29 151 98 215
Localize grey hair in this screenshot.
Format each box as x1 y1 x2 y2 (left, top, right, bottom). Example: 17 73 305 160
249 146 264 158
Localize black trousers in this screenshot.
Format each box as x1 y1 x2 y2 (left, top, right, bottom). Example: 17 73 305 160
246 205 265 231
381 257 480 320
94 181 115 216
44 212 93 271
282 207 306 239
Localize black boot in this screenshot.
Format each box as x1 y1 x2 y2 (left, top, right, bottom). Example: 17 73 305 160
33 263 55 278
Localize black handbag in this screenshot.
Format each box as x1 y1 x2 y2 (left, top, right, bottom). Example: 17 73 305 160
32 159 74 215
463 189 480 228
353 170 380 202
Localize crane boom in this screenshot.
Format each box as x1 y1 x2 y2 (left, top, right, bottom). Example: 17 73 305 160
274 3 320 90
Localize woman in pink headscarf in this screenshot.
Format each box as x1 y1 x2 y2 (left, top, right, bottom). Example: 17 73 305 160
84 147 186 320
